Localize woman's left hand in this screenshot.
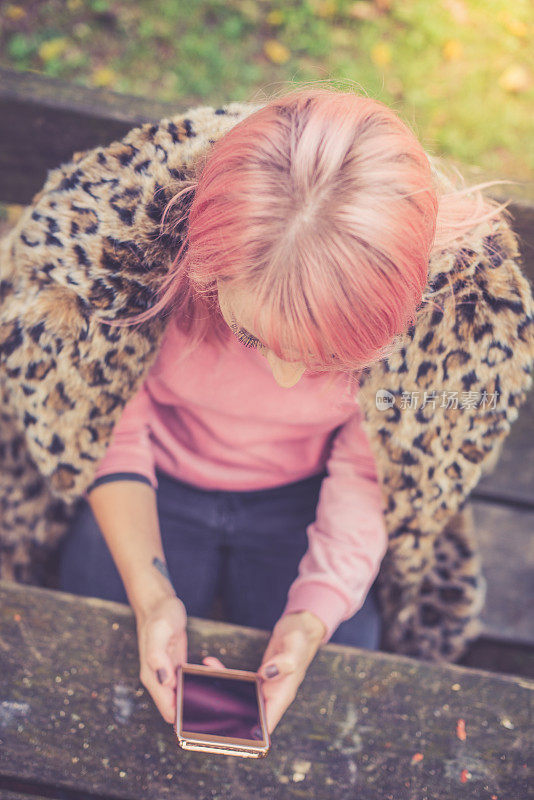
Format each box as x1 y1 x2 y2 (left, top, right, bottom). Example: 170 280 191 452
203 610 326 735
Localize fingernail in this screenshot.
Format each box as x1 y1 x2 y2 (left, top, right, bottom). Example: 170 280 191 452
156 668 168 684
265 664 279 678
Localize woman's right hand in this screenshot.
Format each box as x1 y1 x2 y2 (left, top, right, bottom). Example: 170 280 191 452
135 593 188 725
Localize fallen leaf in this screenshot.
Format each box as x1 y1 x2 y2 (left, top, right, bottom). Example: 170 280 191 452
443 40 463 61
264 40 290 65
91 67 117 88
456 718 466 740
498 12 528 38
266 10 284 26
5 4 26 21
39 38 69 63
371 42 391 67
498 65 530 93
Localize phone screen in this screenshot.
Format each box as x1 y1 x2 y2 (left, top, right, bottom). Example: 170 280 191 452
181 672 262 740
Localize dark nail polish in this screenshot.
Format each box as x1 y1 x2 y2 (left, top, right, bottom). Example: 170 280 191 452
156 668 167 684
265 664 279 678
250 725 263 740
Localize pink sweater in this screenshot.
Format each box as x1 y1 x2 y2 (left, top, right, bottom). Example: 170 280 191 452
91 313 388 643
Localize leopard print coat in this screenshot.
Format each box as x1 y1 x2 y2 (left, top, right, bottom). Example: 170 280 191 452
1 100 533 663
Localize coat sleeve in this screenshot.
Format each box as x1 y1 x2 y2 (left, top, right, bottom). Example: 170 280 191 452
280 402 389 644
0 103 261 502
0 101 264 503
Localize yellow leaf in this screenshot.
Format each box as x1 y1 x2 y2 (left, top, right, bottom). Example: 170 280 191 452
91 67 117 88
263 40 290 65
498 65 530 93
498 12 528 39
266 10 284 26
505 19 528 38
67 0 83 10
442 40 462 61
38 38 69 63
5 4 26 21
371 42 391 67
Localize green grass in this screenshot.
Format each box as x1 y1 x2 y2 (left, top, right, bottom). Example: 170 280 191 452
1 0 532 177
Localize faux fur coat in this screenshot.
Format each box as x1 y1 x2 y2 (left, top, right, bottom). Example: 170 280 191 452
1 100 533 663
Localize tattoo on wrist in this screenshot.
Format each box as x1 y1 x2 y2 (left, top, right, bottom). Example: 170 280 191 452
152 557 172 584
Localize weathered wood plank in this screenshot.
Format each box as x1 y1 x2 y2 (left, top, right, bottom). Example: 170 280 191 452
439 164 534 285
474 387 534 507
458 635 534 680
0 67 181 123
0 791 63 800
0 581 531 800
502 198 534 285
471 500 534 645
460 163 534 286
0 67 184 206
0 793 45 800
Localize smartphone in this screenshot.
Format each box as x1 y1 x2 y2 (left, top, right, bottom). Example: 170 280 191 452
174 663 270 758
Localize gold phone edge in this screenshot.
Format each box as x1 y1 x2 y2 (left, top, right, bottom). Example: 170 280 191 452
174 663 271 757
179 739 268 758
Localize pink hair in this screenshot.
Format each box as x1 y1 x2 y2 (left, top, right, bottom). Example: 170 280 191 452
101 83 517 391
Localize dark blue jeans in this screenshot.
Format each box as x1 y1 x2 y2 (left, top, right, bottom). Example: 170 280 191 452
57 468 382 649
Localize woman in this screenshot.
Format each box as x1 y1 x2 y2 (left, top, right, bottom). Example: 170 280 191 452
8 84 522 735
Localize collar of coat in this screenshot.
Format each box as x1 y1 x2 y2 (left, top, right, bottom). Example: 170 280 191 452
1 100 533 663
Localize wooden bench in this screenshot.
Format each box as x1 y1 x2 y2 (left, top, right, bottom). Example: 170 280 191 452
0 67 533 798
0 580 531 800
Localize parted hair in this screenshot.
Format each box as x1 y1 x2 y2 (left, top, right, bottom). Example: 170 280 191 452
108 81 516 387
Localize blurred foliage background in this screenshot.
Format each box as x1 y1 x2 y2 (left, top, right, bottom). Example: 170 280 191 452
0 0 532 180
